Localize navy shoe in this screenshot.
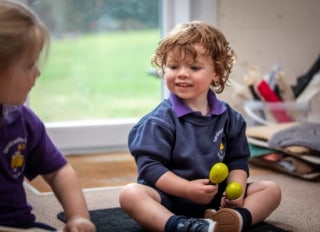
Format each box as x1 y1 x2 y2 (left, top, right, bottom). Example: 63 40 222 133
176 218 216 232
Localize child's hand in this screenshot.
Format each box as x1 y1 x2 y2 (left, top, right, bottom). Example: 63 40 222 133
220 193 244 209
64 216 96 232
186 179 218 204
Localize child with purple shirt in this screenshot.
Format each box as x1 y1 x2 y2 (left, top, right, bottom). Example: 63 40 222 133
0 1 95 231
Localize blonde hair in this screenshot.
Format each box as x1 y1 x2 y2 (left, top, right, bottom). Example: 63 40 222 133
152 21 235 93
0 0 50 74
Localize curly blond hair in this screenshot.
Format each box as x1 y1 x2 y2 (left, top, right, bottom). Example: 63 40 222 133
151 20 235 93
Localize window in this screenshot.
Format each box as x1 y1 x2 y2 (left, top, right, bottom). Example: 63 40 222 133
28 0 161 123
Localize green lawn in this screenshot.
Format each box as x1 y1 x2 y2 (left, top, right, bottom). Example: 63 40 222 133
29 29 162 122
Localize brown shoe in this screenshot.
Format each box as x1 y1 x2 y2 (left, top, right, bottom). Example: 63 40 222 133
204 208 242 232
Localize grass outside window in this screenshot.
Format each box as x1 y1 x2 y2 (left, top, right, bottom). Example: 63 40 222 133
30 29 161 122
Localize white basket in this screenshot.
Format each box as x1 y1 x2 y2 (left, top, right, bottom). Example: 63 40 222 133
244 101 310 125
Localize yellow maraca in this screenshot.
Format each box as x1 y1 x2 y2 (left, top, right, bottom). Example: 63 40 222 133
225 182 243 200
209 163 243 200
209 162 229 184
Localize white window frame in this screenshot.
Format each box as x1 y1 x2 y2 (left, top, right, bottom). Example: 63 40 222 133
46 0 217 155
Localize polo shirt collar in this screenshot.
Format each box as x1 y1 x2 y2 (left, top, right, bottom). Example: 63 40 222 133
169 90 226 117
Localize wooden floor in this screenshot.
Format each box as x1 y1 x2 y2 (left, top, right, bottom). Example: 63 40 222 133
27 152 272 193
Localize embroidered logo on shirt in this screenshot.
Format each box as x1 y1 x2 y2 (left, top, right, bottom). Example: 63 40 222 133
212 128 225 160
213 128 223 143
11 143 25 169
3 137 26 178
217 142 225 159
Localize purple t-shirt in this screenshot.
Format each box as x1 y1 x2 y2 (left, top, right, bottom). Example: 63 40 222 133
0 104 67 226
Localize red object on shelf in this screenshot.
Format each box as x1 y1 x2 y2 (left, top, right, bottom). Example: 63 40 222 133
257 80 293 123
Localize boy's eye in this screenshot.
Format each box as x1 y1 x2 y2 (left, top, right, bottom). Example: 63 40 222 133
167 64 178 69
191 66 201 70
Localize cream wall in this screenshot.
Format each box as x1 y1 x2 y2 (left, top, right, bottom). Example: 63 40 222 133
216 0 320 121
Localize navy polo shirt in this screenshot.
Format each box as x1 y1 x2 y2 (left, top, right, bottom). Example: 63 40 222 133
128 90 250 187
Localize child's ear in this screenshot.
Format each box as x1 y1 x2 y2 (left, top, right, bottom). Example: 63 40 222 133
213 73 220 81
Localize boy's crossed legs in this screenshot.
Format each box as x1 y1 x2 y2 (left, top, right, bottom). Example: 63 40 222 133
119 181 281 232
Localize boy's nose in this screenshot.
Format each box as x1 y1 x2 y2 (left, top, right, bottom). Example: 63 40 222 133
177 67 189 78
